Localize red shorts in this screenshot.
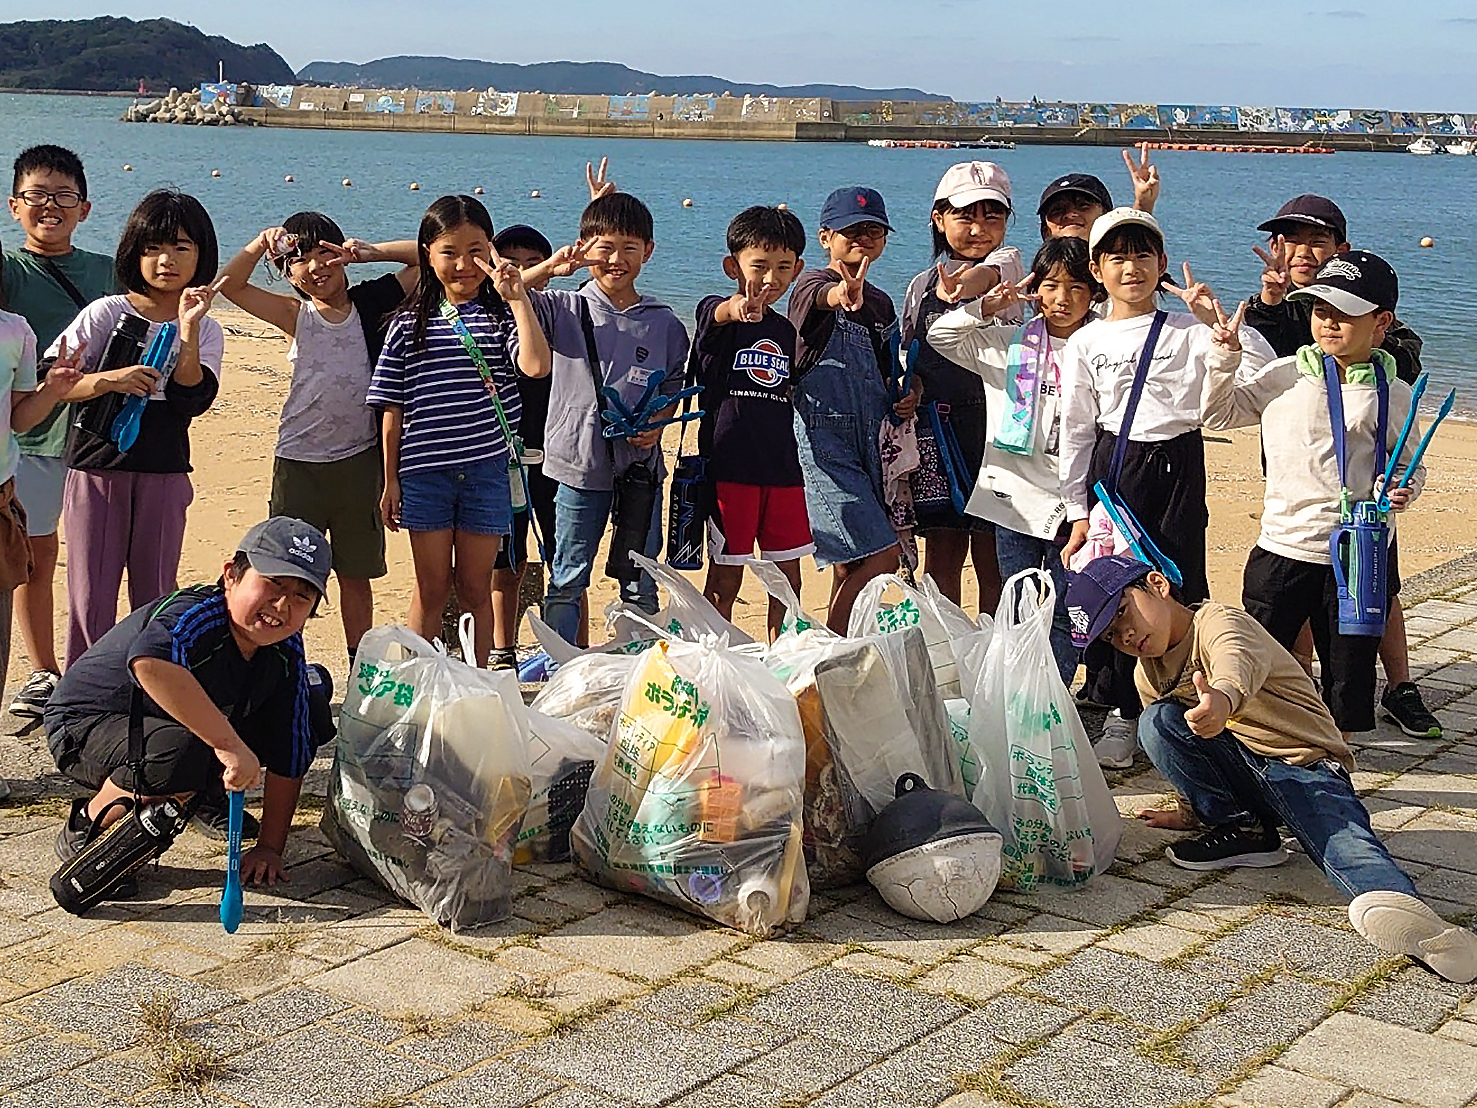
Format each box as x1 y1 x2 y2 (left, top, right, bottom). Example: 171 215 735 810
710 482 814 565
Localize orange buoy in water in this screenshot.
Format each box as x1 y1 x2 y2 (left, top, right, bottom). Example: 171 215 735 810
410 182 420 191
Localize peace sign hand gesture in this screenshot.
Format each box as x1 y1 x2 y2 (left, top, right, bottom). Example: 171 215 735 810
586 156 616 200
727 276 768 323
1163 262 1219 326
1209 298 1247 352
1184 670 1232 737
1252 234 1291 306
41 336 87 396
547 240 597 278
977 273 1039 317
836 256 870 311
475 248 528 302
1123 142 1160 212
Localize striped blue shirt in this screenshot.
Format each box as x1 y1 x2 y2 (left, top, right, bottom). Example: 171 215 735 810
367 300 523 477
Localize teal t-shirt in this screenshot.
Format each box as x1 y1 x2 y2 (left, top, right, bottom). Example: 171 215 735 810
0 247 117 457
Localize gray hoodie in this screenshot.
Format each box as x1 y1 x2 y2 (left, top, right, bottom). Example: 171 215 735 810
531 283 690 492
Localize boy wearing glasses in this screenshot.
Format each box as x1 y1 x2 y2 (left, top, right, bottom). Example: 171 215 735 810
787 187 921 632
215 215 417 677
3 146 118 723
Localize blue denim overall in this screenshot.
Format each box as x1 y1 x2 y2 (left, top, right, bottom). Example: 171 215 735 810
792 314 897 567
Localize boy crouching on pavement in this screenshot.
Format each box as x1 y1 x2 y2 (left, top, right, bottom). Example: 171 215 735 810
45 517 335 907
1066 554 1477 983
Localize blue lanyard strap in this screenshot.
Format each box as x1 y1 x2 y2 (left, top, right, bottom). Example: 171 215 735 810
1322 353 1388 519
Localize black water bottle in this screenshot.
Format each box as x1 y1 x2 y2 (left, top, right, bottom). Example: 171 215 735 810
666 455 708 571
74 312 148 440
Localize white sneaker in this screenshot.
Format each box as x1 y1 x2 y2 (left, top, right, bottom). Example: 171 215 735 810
1093 710 1138 769
1348 890 1477 983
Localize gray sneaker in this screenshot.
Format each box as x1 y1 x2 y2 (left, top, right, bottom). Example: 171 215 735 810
1349 891 1477 983
9 669 59 718
1093 710 1138 769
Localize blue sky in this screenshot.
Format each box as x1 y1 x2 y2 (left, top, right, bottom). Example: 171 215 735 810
17 2 1477 107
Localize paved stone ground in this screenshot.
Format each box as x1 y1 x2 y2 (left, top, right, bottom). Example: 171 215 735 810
2 569 1476 1107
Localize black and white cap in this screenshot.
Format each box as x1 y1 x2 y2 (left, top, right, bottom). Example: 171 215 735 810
237 516 332 596
1287 250 1399 317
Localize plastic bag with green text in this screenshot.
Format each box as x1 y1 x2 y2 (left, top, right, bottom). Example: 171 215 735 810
571 638 809 936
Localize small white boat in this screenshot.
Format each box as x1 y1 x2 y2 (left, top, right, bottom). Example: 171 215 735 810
1446 140 1474 156
1407 136 1443 155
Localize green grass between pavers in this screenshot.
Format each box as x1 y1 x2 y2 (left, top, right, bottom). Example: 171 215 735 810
952 1029 1066 1108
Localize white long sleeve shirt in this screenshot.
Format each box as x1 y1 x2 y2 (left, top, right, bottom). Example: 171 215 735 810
927 303 1071 538
1201 349 1424 564
1058 309 1275 520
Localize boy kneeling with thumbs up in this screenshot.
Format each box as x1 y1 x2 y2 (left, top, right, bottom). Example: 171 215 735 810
1066 554 1477 983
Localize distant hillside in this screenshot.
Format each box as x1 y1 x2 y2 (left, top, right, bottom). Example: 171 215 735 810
0 17 295 92
296 56 948 101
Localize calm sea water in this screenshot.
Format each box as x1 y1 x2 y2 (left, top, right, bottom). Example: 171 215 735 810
3 92 1473 397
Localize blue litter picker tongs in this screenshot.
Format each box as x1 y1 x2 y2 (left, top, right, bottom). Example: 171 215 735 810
110 322 177 453
885 336 917 425
219 789 244 934
1377 373 1456 513
599 367 704 439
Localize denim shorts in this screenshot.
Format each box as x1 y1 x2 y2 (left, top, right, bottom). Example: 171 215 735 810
399 458 512 535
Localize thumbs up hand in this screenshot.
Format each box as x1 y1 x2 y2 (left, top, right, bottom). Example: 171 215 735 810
1184 670 1232 737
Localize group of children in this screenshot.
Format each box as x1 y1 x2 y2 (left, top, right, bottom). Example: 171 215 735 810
2 141 1472 980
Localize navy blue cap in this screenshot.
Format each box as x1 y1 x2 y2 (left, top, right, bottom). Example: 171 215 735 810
819 187 892 232
1065 555 1153 648
237 516 332 596
1287 249 1398 316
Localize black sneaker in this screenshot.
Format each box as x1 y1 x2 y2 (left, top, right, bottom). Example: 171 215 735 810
1381 682 1442 738
190 787 262 842
9 669 59 718
1166 824 1289 871
487 647 517 670
54 797 139 897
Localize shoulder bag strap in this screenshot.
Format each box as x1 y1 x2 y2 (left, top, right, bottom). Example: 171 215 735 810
28 251 91 311
437 299 521 456
1323 353 1389 521
578 297 617 463
1106 309 1168 494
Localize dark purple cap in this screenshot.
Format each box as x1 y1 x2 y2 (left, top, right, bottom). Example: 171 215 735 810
1037 173 1113 217
1257 194 1348 243
1065 555 1154 648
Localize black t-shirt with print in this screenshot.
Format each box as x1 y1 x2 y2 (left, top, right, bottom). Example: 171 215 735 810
691 296 803 486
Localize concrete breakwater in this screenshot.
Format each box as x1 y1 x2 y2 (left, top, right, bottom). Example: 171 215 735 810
120 84 1462 150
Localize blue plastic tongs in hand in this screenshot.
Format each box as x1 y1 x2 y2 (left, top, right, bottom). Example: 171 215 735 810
599 367 704 439
110 322 177 453
219 789 245 934
1377 372 1456 513
884 336 917 425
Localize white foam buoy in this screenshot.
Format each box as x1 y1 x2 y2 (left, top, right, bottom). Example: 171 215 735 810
777 202 788 210
123 163 133 172
473 186 484 194
682 198 694 208
284 174 294 183
530 190 541 198
342 178 353 187
1420 236 1435 248
210 168 221 177
410 182 420 191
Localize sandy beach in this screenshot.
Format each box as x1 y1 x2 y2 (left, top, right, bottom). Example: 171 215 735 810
9 301 1477 676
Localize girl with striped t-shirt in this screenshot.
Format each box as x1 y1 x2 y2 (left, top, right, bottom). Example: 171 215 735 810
367 195 551 667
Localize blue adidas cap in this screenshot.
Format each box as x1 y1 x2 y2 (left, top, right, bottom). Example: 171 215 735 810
819 187 892 233
1065 555 1154 649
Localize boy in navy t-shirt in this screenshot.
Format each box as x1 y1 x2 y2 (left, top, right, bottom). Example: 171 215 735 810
692 206 813 639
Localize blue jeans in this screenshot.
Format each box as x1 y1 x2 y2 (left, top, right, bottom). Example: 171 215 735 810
994 527 1078 686
1138 700 1416 898
543 481 663 645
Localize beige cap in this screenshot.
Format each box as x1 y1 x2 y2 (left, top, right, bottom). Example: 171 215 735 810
1088 207 1165 254
934 161 1012 211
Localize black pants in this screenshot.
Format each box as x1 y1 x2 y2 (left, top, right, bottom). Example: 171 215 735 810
1242 546 1384 733
51 712 221 796
1082 428 1210 718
